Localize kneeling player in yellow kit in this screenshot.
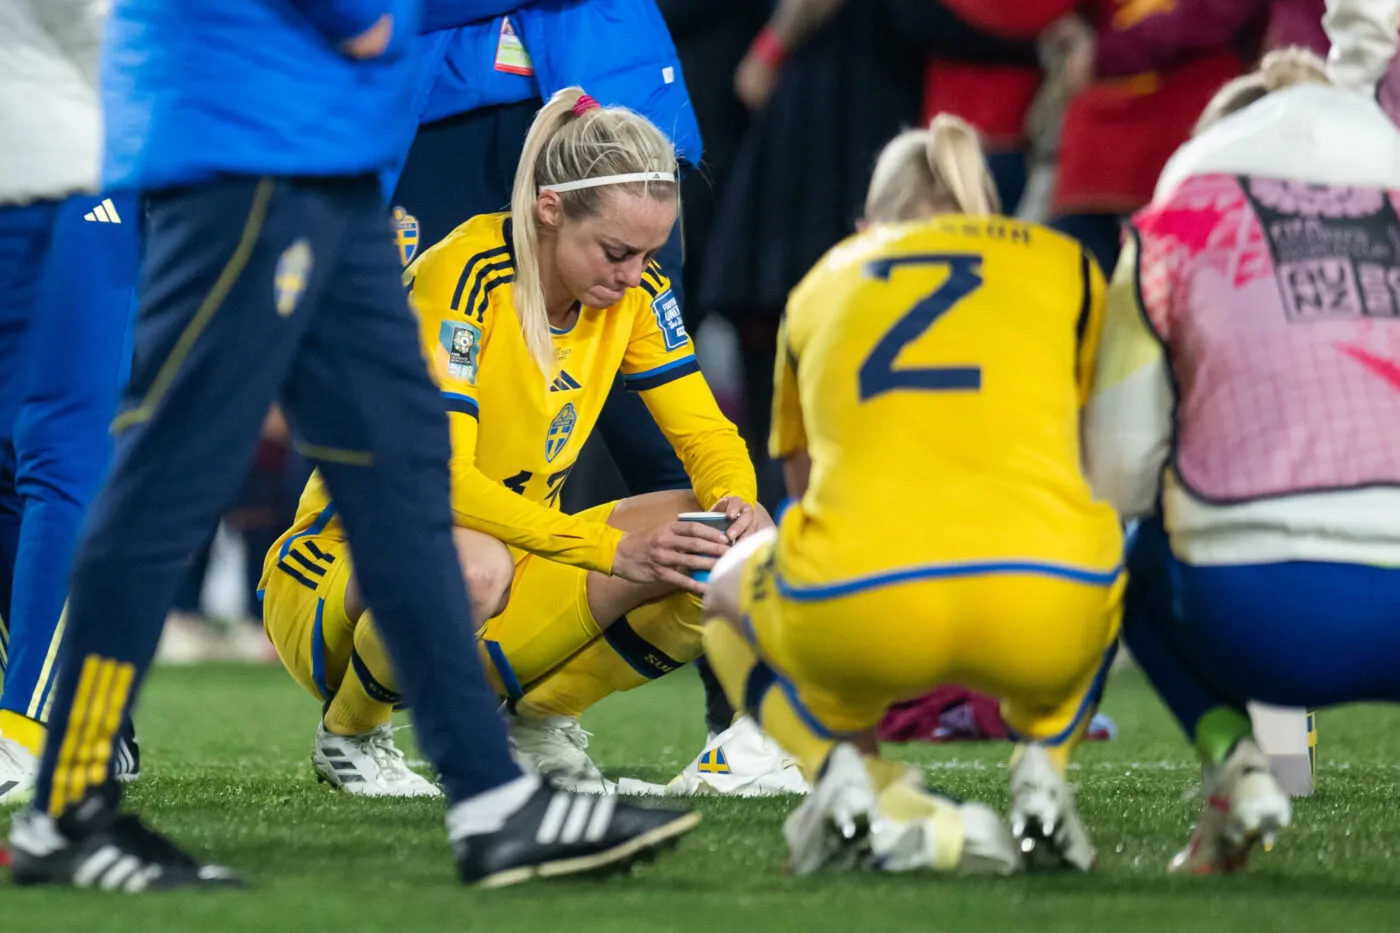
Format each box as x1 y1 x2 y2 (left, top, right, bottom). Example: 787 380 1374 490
261 88 767 796
703 116 1125 874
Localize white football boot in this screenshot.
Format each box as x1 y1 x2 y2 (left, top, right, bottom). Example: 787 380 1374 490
667 716 810 797
784 744 1018 875
0 736 37 806
311 722 441 797
784 744 879 874
1009 744 1096 871
1169 738 1291 875
507 713 614 795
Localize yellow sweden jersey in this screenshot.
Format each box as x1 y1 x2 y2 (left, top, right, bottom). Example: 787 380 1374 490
772 215 1122 586
265 213 753 586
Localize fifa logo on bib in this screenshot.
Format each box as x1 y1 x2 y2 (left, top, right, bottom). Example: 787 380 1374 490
392 206 420 267
545 403 577 462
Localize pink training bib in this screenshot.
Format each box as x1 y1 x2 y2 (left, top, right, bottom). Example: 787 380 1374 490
1133 172 1400 504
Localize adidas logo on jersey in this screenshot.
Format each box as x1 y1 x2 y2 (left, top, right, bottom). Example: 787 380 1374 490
83 199 122 224
550 370 582 392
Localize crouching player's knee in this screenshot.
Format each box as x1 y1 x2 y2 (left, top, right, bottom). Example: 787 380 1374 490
703 526 775 627
453 527 515 624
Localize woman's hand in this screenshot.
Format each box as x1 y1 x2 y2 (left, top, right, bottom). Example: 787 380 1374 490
712 496 773 544
612 519 732 594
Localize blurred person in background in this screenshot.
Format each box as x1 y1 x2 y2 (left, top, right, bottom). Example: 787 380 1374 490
900 1 1044 214
656 0 768 334
1085 0 1400 874
1034 0 1270 273
0 0 142 802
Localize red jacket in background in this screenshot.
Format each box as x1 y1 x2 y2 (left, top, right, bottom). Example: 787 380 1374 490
1054 0 1267 216
922 0 1071 150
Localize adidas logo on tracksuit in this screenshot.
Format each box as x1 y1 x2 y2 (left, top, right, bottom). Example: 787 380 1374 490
83 199 122 223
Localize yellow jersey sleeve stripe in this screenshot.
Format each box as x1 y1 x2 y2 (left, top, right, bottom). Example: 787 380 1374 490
469 269 515 322
639 271 665 298
623 354 700 391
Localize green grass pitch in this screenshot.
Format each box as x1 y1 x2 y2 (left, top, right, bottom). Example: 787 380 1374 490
4 664 1400 932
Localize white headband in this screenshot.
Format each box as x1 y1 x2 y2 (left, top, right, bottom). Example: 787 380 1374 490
539 171 676 193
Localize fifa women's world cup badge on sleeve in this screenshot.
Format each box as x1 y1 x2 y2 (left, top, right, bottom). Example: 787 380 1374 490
438 321 482 384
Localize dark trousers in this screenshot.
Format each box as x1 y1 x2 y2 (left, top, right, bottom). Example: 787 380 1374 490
36 175 518 811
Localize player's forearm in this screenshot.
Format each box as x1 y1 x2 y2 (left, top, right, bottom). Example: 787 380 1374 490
450 469 623 574
767 0 845 53
642 378 758 507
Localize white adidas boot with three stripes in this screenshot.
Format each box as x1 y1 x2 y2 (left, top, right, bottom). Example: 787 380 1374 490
311 721 441 797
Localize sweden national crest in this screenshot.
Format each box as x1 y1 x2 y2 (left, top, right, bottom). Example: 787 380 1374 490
392 206 420 267
545 402 577 463
274 239 313 317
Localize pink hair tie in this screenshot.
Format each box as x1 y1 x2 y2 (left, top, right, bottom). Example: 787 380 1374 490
573 94 601 117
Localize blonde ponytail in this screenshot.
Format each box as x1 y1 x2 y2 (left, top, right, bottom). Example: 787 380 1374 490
925 114 998 216
510 87 678 377
863 114 998 224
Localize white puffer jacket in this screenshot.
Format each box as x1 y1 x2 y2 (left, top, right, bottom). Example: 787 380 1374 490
0 0 106 206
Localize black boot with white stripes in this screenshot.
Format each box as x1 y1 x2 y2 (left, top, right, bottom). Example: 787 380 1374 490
8 781 242 891
451 777 701 888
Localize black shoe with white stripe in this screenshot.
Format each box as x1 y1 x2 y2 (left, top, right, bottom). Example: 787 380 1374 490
114 721 141 783
453 783 700 888
8 782 242 891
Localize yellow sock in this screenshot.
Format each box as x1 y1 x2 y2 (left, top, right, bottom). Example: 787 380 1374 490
323 611 398 736
702 618 835 782
0 710 46 756
519 590 705 719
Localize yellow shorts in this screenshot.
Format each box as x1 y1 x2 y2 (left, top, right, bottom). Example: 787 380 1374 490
261 501 618 701
739 535 1124 743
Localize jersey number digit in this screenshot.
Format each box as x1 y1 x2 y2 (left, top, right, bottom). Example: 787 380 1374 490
503 470 532 495
502 467 571 503
858 253 983 401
